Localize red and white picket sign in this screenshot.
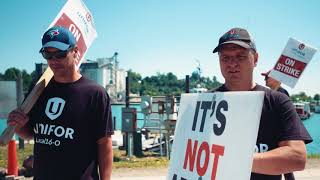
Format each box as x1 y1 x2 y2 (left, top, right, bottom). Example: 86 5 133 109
0 0 98 145
48 0 97 63
269 38 317 88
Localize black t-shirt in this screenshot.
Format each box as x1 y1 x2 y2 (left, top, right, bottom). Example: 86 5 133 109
27 76 114 180
214 84 312 180
277 86 290 97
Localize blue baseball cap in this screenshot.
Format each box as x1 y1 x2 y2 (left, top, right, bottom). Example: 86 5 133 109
39 26 76 52
213 27 256 53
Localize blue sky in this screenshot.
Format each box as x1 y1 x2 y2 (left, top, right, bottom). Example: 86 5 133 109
0 0 319 96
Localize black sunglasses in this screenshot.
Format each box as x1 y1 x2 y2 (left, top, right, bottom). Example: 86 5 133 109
40 47 73 60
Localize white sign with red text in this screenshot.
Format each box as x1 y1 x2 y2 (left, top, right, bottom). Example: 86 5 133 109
48 0 97 63
167 92 264 180
269 38 317 88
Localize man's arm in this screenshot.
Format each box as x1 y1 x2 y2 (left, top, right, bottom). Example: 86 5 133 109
97 135 113 180
252 140 306 175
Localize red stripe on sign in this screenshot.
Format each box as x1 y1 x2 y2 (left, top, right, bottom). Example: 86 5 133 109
273 55 307 78
54 13 87 60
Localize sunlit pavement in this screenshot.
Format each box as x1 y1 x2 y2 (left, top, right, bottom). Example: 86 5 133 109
21 166 320 180
292 168 320 180
112 176 166 180
111 168 320 180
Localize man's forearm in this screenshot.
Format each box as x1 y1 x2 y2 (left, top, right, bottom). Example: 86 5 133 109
252 143 306 175
99 150 113 180
98 136 113 180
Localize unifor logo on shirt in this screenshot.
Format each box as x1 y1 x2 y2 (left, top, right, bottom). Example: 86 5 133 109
45 97 66 120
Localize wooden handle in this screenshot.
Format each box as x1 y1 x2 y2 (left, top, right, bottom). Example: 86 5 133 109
0 68 53 146
0 125 16 145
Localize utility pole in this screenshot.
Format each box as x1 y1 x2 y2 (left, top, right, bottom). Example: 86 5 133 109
16 72 24 149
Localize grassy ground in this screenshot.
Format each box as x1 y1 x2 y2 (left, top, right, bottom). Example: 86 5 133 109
113 149 169 168
308 153 320 159
0 143 33 169
0 144 169 169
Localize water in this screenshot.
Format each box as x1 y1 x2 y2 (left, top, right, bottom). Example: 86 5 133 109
1 108 320 154
302 113 320 154
0 118 19 140
0 119 6 134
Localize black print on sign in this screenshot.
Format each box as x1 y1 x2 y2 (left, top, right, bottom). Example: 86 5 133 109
192 97 228 136
172 174 188 180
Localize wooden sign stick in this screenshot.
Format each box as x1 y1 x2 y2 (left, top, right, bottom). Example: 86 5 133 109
0 68 53 145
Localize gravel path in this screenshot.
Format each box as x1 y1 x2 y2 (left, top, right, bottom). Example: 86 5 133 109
112 159 320 180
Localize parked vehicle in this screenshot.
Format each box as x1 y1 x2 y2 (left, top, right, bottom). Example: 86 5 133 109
294 102 311 120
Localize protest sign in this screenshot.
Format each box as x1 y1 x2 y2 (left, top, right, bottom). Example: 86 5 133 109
269 38 317 88
167 92 264 180
49 0 97 63
0 0 97 145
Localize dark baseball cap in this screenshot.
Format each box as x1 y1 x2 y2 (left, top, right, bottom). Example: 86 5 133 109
213 27 256 53
39 26 76 52
261 70 271 76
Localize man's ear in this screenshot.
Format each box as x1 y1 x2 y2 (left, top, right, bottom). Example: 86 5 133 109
73 47 81 64
253 52 259 67
73 47 79 58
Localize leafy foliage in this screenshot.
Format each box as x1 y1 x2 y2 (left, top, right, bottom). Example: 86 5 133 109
290 92 312 102
0 67 35 93
3 67 318 99
128 69 221 96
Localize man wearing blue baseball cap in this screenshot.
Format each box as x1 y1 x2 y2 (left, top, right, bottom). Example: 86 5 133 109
8 26 114 180
210 27 312 180
40 26 76 51
39 26 79 80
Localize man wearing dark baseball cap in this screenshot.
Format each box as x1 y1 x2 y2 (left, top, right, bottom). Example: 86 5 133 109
213 27 256 53
211 27 311 180
261 70 290 97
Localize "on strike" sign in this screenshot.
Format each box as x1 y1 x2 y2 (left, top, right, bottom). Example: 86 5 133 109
48 0 97 64
269 38 317 88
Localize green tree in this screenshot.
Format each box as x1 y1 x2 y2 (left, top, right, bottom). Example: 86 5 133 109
1 68 34 93
0 72 3 80
314 94 320 105
127 69 142 95
1 67 222 97
126 70 221 96
21 70 33 92
290 92 312 102
3 67 20 80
